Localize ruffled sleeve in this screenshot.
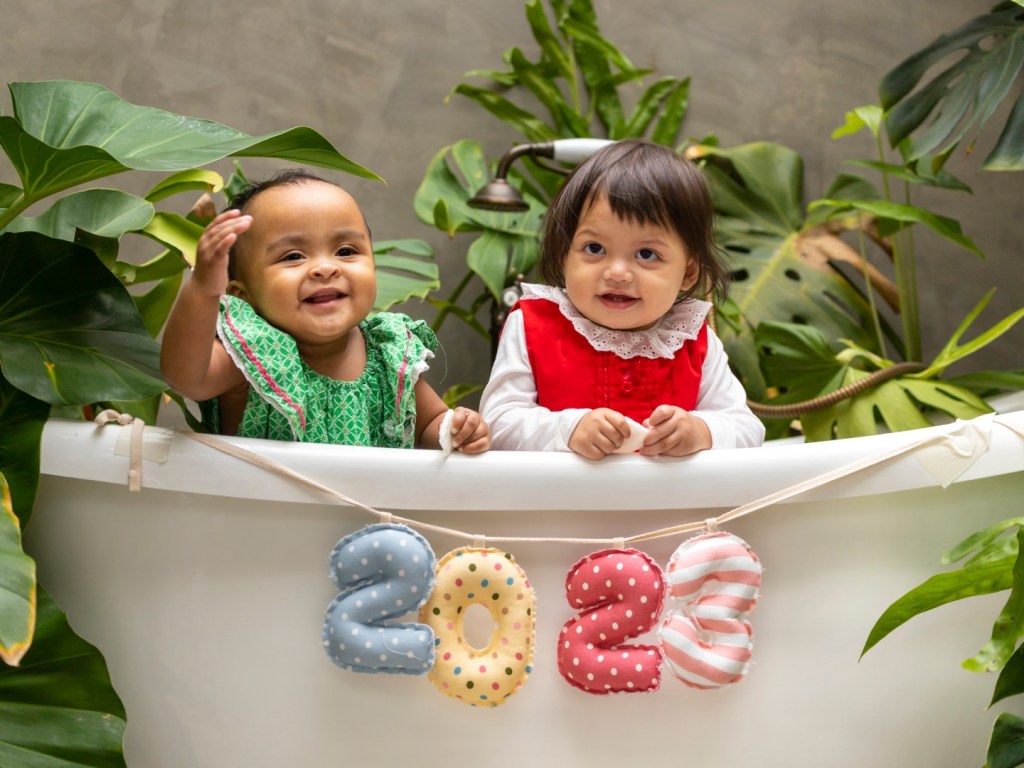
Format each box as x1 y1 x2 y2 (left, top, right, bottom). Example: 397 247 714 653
359 312 438 447
215 294 310 439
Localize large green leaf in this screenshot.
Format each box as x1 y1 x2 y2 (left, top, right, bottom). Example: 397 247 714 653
862 548 1017 657
992 642 1024 704
0 232 165 405
700 143 805 231
3 190 154 242
988 712 1024 768
812 198 983 257
0 79 379 215
879 2 1024 168
371 240 440 311
0 377 48 526
0 587 126 768
0 473 35 667
964 528 1024 672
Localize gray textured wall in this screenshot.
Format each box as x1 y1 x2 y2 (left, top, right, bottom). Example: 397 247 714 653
4 1 1022 409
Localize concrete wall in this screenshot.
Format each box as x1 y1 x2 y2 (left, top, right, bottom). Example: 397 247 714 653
4 0 1022 408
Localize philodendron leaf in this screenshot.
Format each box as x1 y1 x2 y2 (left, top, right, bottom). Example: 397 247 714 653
372 240 440 311
964 528 1024 673
468 230 519 300
987 712 1024 768
861 548 1017 658
0 473 35 667
3 189 154 242
811 198 983 257
0 79 379 207
991 642 1024 705
0 586 127 768
0 375 49 526
0 232 166 405
145 168 223 204
139 212 205 268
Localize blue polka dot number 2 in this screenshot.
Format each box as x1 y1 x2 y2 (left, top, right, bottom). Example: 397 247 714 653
322 523 437 675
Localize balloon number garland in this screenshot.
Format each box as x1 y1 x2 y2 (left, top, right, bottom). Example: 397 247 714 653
322 526 761 706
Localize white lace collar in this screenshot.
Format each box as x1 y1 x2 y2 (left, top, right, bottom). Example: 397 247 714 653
519 283 711 360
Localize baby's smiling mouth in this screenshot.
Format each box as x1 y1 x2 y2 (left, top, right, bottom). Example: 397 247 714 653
304 289 347 304
599 292 638 306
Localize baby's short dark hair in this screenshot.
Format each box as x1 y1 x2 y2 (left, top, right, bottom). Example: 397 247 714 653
539 139 727 301
225 169 370 280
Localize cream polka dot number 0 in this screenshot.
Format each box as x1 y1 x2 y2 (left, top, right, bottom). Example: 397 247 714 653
420 547 536 707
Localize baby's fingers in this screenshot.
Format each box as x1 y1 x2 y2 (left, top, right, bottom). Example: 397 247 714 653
450 408 490 453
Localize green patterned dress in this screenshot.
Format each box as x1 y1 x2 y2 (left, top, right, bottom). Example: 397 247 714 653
201 296 438 448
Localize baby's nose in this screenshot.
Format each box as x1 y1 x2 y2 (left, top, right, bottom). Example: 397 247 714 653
309 257 340 277
604 258 633 281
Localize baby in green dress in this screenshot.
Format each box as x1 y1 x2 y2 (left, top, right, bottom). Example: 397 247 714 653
160 169 490 453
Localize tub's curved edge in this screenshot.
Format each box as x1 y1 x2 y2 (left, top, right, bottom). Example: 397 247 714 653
38 405 1024 513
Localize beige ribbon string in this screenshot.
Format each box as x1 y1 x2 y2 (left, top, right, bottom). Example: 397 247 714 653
94 410 146 492
92 412 1022 548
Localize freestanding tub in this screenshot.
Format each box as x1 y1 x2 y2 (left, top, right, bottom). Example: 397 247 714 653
26 399 1024 768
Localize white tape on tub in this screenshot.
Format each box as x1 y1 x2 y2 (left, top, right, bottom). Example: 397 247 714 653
911 414 992 488
115 424 175 464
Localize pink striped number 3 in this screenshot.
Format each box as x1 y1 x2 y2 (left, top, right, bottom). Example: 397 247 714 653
557 549 666 694
658 532 762 689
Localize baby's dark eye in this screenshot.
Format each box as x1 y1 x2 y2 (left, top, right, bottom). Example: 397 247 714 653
636 248 659 262
336 246 357 257
282 251 304 262
583 242 605 255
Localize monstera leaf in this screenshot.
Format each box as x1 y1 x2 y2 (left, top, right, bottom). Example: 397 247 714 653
0 232 165 406
0 587 127 768
880 1 1024 170
758 321 991 439
694 142 888 396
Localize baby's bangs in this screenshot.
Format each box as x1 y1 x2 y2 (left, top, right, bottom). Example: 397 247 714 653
587 164 676 231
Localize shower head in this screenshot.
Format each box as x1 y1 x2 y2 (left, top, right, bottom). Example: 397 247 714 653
467 178 530 212
467 139 615 212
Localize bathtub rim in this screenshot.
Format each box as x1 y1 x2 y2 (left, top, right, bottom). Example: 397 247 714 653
37 393 1024 515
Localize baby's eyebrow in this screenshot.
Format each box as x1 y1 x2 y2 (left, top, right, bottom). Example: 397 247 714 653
265 229 369 252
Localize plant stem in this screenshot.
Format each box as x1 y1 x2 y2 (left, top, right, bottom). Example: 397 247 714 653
430 270 475 334
0 192 30 232
856 221 888 359
894 181 921 361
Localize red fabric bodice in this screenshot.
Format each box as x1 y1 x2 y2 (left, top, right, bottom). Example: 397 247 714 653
516 298 708 423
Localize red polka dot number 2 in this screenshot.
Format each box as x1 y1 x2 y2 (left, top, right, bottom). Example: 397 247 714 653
558 549 666 694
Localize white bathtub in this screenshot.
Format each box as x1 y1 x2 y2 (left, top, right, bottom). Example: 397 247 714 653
26 399 1024 768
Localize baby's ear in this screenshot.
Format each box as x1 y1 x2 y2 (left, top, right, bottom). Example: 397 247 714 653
680 258 700 291
226 280 248 300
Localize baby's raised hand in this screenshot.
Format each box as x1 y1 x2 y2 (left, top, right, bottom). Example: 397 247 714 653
568 408 631 459
192 209 252 297
449 407 491 455
639 405 712 457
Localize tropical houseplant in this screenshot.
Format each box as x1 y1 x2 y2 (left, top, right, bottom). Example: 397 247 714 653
0 79 438 766
851 3 1024 766
414 2 1024 764
416 0 1024 439
414 0 692 387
